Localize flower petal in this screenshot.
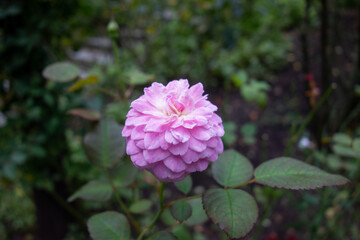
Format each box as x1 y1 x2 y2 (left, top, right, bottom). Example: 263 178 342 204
164 155 187 173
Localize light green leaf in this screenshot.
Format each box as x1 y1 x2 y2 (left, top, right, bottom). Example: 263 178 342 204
68 180 112 202
172 225 192 240
83 118 126 168
332 133 352 146
333 144 358 158
212 150 253 187
42 61 80 83
129 200 152 214
67 108 101 121
254 157 349 190
87 211 130 240
147 231 177 240
170 200 192 222
202 188 258 239
223 122 237 146
352 138 360 154
174 176 192 195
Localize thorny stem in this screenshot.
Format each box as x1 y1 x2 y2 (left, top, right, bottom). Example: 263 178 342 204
137 182 165 240
105 169 142 233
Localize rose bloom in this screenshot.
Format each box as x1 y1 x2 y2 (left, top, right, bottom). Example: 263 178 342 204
122 79 224 182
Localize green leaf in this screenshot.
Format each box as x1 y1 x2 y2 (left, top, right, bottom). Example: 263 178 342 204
172 225 192 240
254 157 350 190
212 150 254 187
87 211 130 240
184 198 208 226
110 159 138 188
68 75 99 91
67 108 101 121
129 200 152 214
333 144 359 158
105 101 130 123
332 133 352 146
147 231 177 240
222 121 237 146
170 200 192 222
202 188 258 239
174 176 192 195
42 61 80 83
352 138 360 154
125 68 154 85
68 180 112 202
241 123 257 137
83 118 126 168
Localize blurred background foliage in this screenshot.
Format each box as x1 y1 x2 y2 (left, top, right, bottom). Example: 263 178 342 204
1 0 360 239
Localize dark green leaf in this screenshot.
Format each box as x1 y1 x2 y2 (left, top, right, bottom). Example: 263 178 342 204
212 150 253 187
170 200 192 222
184 198 208 226
129 200 152 214
110 159 138 188
174 176 192 195
68 180 112 202
254 157 349 190
42 61 80 83
202 188 258 239
83 118 126 168
147 231 177 240
87 211 130 240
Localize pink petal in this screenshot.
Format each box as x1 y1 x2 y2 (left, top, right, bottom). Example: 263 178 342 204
125 116 149 126
165 129 179 144
144 132 161 150
207 137 218 148
130 98 155 113
171 127 190 143
216 139 224 154
169 141 189 155
181 149 200 164
126 140 141 155
145 118 169 132
122 125 134 137
131 125 145 140
135 140 145 149
164 156 187 172
188 82 204 99
143 148 170 163
195 160 209 171
131 153 147 168
208 154 218 162
188 137 206 152
191 127 212 141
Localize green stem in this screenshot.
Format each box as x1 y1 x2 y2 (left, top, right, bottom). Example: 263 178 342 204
136 182 165 240
285 85 334 155
230 178 257 189
165 194 201 209
105 169 142 233
111 39 126 99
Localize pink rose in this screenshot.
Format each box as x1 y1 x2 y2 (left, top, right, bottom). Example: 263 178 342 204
122 79 224 182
